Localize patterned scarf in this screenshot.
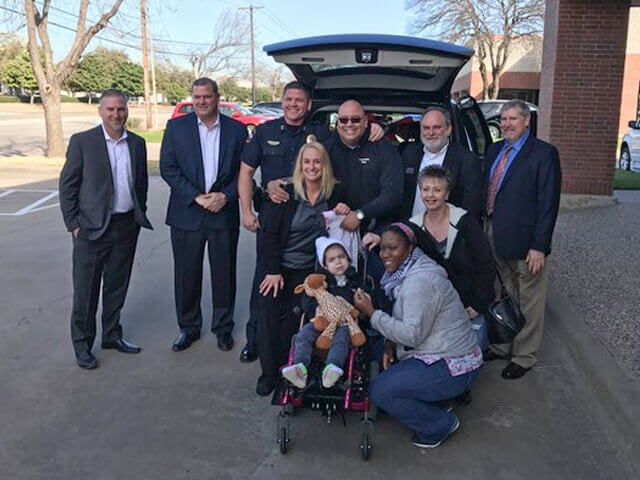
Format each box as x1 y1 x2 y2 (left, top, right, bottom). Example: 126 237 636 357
380 247 424 301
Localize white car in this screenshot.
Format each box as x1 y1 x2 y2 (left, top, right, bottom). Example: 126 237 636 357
620 119 640 172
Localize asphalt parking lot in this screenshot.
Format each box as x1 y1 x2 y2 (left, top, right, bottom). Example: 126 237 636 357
1 171 639 480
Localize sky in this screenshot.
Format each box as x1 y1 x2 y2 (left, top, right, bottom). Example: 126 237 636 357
4 0 415 72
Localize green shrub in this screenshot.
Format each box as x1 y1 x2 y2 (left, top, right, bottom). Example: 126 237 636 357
126 117 142 129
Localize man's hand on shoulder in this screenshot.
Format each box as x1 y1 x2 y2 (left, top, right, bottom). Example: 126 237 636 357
368 123 384 142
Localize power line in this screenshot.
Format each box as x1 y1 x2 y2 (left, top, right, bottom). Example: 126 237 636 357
43 4 219 47
0 4 194 57
262 7 298 38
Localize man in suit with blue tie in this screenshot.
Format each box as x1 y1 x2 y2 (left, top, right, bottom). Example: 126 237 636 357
484 100 562 379
160 78 248 352
59 89 152 369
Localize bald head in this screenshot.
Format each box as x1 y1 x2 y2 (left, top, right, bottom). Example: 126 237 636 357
337 100 368 146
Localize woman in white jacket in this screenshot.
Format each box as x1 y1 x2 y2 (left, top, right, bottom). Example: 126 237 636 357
354 222 483 448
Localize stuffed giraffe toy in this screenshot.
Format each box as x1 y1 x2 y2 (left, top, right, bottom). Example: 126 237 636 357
294 273 366 350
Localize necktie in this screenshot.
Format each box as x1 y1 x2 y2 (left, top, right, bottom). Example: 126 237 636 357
486 145 512 216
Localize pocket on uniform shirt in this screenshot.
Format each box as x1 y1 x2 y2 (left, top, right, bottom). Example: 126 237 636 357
263 146 284 157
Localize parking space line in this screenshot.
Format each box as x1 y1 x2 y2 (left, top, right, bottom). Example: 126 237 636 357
0 189 59 216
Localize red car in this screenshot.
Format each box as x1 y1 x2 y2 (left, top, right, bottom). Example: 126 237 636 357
171 101 276 134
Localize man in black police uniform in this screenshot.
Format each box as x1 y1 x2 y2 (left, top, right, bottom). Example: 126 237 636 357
237 81 328 367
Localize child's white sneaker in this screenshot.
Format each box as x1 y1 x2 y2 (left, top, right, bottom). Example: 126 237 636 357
322 364 344 388
282 363 308 389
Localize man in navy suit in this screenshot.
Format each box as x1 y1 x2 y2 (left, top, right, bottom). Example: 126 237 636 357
400 106 483 221
484 100 562 379
59 89 152 369
160 78 248 352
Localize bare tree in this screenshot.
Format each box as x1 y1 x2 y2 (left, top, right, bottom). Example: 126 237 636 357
22 0 125 157
406 0 544 99
188 11 249 80
255 63 290 101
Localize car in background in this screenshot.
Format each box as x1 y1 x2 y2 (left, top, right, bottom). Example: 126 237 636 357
478 100 538 141
252 101 283 114
264 34 492 158
620 119 640 171
170 101 276 135
251 104 283 116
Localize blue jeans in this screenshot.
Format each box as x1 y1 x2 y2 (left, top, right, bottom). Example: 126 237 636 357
472 314 489 351
293 322 350 367
370 358 481 442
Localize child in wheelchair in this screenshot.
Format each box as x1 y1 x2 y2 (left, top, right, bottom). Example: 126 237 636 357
282 237 369 389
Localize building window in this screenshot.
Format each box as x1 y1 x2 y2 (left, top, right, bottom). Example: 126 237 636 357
498 89 539 105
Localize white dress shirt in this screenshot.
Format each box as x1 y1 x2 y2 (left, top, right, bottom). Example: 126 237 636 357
198 115 221 193
102 124 134 214
411 142 449 217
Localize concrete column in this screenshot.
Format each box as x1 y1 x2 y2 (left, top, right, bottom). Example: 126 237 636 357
539 0 631 195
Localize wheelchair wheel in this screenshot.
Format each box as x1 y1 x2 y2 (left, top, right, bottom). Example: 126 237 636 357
279 427 289 455
366 360 379 422
360 433 371 461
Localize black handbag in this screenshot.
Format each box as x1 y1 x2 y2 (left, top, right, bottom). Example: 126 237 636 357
486 269 526 344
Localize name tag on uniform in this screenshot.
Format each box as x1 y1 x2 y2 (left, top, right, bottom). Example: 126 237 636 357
267 140 280 146
359 157 370 165
405 167 415 174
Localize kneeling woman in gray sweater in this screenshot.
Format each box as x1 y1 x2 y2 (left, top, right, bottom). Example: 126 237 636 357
354 222 482 448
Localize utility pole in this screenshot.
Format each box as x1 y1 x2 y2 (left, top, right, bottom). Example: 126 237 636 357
140 0 152 129
239 4 263 105
149 23 158 129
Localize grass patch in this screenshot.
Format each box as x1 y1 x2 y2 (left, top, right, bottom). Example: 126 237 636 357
0 96 20 103
614 169 640 190
135 129 164 143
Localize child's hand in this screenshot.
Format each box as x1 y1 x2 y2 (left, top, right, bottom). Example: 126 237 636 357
333 202 351 216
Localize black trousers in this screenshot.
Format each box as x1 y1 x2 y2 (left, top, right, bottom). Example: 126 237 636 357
70 212 140 356
244 255 261 347
170 225 239 336
257 266 313 379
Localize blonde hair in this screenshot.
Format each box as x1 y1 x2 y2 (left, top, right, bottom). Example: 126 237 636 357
292 138 336 201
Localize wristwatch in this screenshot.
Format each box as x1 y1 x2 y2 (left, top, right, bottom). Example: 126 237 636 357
355 209 365 221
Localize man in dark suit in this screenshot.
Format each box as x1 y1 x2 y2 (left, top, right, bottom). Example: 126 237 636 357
400 107 483 220
59 89 152 369
483 100 562 379
160 78 248 352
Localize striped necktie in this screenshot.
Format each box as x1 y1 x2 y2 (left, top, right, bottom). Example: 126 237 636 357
486 145 512 216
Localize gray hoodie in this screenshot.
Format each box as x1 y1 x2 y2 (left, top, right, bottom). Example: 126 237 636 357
370 253 477 361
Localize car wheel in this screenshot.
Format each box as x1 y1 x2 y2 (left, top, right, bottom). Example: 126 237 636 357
488 122 501 142
620 145 631 171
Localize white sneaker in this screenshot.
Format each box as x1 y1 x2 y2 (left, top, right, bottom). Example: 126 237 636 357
412 416 460 448
322 364 344 389
282 363 307 389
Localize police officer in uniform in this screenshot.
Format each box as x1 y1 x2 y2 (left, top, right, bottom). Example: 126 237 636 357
237 81 328 368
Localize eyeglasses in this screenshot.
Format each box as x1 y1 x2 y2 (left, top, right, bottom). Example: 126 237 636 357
337 116 363 125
